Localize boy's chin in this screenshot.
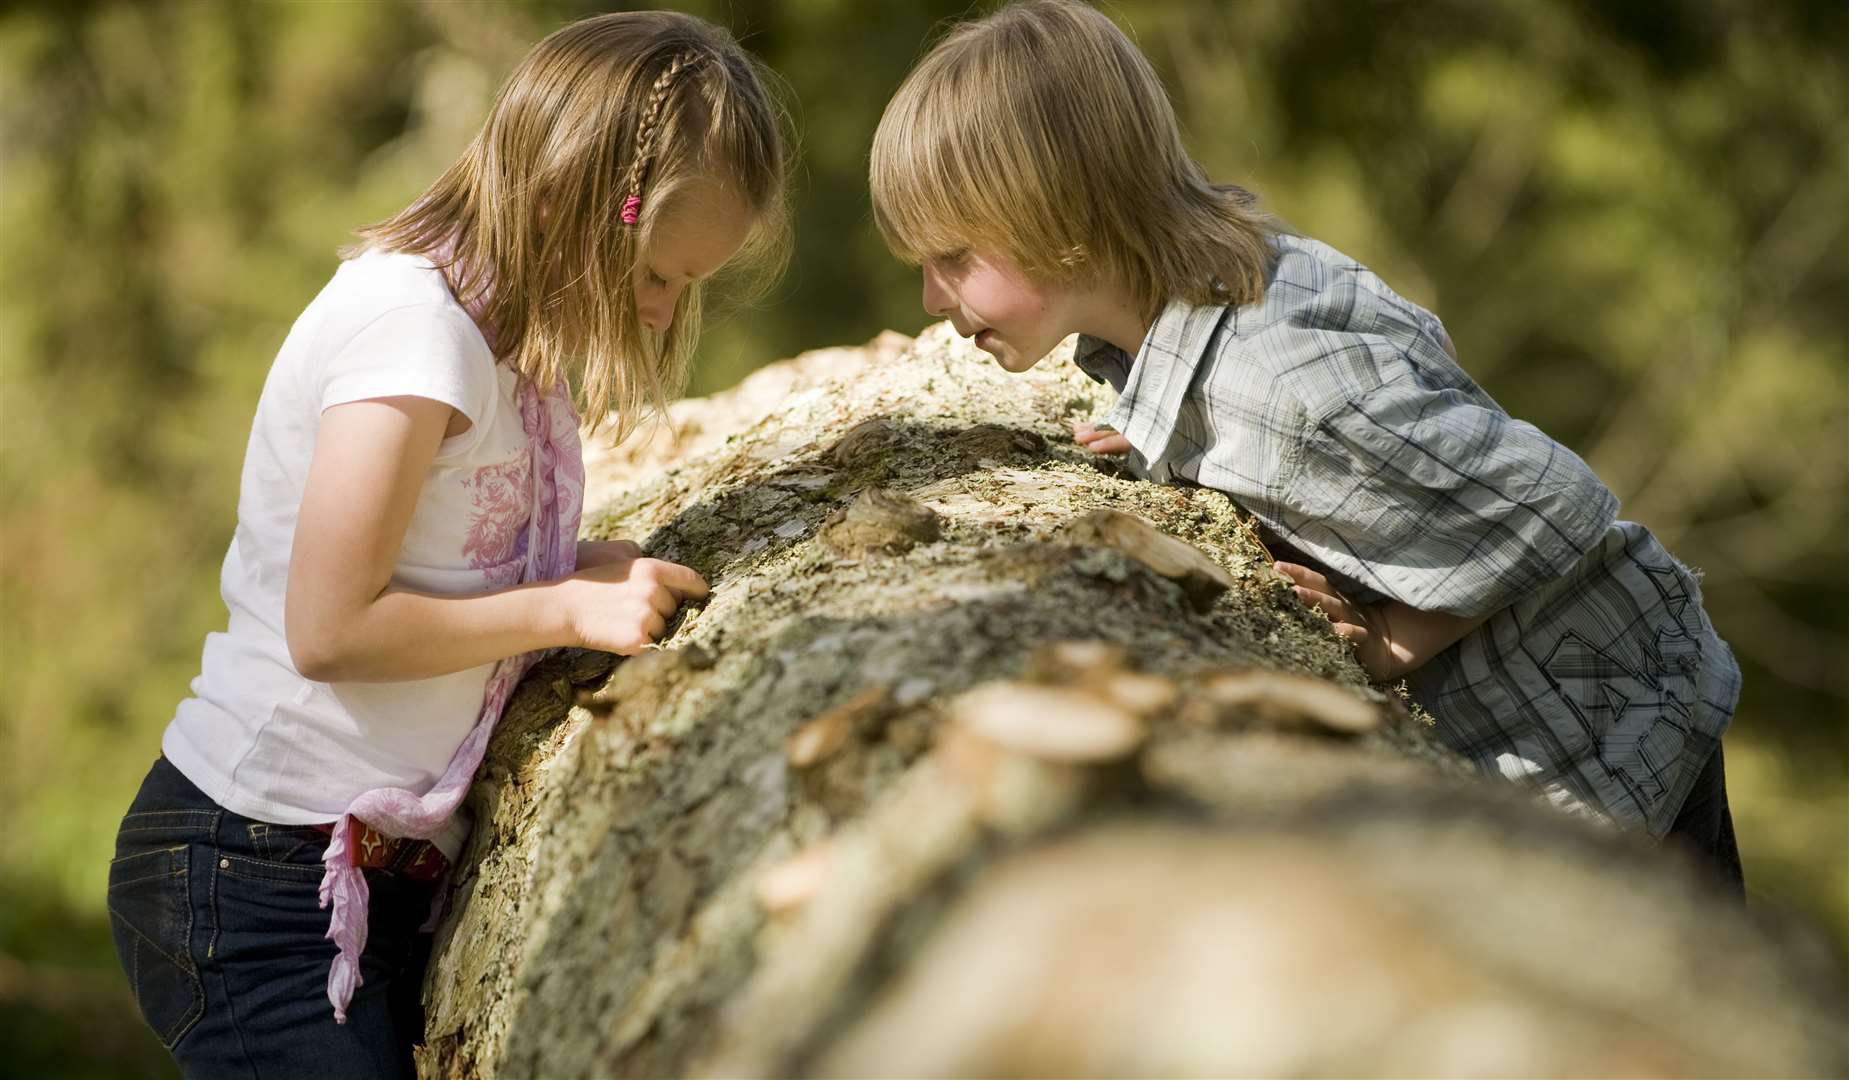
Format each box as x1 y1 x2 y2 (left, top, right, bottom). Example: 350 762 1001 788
981 339 1048 373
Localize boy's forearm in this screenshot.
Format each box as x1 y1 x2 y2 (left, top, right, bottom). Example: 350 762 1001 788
1377 600 1490 679
291 579 577 683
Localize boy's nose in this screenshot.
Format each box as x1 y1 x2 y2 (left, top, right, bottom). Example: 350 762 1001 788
921 273 954 318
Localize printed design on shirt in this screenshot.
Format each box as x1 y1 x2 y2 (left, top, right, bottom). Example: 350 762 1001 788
1542 562 1700 811
460 453 532 587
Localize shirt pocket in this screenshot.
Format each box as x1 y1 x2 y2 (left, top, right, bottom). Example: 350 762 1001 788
106 838 204 1049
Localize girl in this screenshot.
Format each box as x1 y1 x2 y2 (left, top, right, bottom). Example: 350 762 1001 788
869 1 1742 883
107 11 789 1076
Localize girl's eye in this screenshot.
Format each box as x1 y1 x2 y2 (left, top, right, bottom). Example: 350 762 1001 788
647 269 669 287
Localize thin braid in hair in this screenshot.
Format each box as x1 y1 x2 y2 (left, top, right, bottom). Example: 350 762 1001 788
621 52 700 224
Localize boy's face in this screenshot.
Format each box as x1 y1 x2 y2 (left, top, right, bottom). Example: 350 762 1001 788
920 247 1081 372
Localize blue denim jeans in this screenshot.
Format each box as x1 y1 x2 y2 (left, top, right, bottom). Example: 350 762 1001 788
107 756 436 1078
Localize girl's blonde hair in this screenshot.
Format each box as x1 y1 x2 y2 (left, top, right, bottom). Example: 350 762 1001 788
870 0 1273 320
352 11 791 439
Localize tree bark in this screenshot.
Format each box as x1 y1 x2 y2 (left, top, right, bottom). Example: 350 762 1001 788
416 325 1847 1078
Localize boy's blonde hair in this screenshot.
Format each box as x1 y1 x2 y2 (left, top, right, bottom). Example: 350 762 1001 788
870 0 1272 319
353 11 790 439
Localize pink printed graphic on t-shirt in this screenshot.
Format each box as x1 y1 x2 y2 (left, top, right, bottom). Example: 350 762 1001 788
461 455 532 586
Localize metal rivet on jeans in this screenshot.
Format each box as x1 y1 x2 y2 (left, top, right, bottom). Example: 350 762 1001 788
219 857 230 869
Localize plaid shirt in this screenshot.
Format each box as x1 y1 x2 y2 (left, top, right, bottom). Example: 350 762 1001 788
1074 232 1739 835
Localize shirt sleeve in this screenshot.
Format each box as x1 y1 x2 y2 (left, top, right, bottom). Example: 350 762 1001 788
1279 375 1618 618
318 303 497 433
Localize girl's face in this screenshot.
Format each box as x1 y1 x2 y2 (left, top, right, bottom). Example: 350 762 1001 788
633 184 753 333
920 247 1084 372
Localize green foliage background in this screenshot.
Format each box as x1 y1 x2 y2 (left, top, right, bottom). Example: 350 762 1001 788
2 1 1843 1074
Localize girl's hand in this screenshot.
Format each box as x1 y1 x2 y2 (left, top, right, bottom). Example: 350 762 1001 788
576 538 644 570
1072 421 1132 455
565 557 709 656
1274 560 1398 681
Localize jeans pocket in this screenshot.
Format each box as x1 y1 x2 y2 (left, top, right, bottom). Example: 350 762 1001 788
247 822 330 866
107 844 204 1049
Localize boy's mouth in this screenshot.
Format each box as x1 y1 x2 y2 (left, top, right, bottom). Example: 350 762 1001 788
974 329 997 350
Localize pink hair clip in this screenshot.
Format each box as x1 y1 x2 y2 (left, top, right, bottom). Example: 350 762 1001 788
621 195 641 225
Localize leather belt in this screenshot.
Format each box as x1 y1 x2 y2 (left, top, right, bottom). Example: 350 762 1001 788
311 818 450 883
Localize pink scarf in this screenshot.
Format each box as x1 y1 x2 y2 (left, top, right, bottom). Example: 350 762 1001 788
316 374 585 1022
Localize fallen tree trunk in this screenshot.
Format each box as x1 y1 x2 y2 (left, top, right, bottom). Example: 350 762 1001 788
416 325 1847 1078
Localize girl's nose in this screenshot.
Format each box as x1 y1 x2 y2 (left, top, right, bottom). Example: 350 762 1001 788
638 289 678 333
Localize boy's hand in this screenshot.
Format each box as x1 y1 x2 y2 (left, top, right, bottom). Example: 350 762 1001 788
1274 561 1397 681
564 557 709 656
1274 561 1492 683
1072 421 1131 455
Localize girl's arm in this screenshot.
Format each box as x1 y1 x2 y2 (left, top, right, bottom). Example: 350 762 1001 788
285 397 705 683
1273 561 1488 682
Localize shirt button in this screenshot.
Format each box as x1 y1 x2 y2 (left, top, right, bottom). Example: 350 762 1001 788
219 858 230 869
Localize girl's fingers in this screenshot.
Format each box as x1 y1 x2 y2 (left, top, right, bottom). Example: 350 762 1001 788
650 559 711 601
650 586 679 619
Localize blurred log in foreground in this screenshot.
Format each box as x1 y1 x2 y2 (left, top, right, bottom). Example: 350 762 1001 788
417 325 1848 1078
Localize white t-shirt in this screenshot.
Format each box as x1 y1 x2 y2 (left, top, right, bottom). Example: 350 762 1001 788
164 249 534 858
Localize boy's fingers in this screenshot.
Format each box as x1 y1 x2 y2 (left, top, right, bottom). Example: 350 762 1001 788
1072 421 1121 447
1291 584 1358 626
1274 561 1331 591
1088 434 1132 455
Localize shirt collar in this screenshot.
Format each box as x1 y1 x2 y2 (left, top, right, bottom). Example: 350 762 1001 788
1073 333 1131 389
1080 298 1230 481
